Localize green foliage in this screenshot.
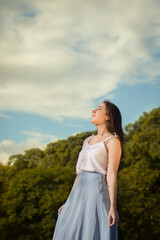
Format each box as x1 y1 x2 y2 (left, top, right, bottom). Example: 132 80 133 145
0 165 74 240
118 107 160 240
0 109 159 240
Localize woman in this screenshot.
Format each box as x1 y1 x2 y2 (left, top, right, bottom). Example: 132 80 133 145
52 100 124 240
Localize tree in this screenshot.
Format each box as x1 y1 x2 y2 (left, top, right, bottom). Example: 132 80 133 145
118 107 160 240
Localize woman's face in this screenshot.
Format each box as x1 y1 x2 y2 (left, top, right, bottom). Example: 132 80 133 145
91 103 109 126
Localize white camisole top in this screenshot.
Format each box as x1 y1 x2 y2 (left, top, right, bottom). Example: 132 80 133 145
76 132 119 175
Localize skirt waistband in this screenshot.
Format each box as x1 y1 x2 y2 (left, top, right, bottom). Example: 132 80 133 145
79 170 106 181
79 170 106 176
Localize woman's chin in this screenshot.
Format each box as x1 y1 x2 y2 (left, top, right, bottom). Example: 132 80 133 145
91 119 97 125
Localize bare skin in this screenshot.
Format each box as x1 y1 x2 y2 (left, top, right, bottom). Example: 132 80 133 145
58 103 122 227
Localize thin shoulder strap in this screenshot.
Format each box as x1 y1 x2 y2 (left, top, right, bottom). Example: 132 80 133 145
103 132 119 143
87 134 94 143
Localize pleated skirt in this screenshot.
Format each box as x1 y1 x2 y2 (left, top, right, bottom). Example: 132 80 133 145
52 170 118 240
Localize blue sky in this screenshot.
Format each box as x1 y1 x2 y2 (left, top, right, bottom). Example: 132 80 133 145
1 81 160 142
0 0 160 164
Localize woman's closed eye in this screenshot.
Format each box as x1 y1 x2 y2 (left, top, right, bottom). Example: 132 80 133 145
92 106 102 112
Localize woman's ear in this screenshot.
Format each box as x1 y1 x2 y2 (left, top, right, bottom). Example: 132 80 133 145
106 115 110 121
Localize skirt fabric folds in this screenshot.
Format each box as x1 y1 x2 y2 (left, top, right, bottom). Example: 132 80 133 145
52 170 118 240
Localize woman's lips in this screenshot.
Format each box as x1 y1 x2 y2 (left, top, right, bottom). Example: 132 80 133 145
92 115 96 117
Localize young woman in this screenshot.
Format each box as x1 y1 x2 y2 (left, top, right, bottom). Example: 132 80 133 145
52 100 124 240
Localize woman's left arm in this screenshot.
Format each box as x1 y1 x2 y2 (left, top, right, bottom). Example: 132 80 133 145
105 137 122 226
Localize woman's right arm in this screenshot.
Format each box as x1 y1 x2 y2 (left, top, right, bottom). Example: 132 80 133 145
70 174 79 193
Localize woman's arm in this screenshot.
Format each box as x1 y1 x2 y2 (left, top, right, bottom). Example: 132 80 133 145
105 137 122 209
70 174 79 193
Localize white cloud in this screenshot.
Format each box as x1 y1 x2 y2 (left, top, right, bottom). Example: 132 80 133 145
21 130 58 142
0 112 12 119
0 131 60 165
0 0 159 121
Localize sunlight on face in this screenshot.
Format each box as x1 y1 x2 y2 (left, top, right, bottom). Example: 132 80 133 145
92 103 106 114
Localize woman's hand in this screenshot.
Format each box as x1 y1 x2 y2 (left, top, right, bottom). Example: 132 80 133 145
108 208 119 226
58 204 65 215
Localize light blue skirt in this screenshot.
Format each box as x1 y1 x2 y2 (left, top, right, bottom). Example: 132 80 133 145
52 170 118 240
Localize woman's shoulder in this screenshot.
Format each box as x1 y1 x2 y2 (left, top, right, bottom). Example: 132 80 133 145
82 135 93 149
104 134 121 148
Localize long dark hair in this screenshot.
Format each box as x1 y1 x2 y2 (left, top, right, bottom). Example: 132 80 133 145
103 100 124 157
